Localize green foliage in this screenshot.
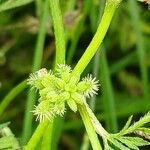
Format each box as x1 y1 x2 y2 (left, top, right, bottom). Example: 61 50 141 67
103 113 150 149
0 0 150 149
0 122 20 149
110 136 150 150
0 0 33 12
0 136 19 149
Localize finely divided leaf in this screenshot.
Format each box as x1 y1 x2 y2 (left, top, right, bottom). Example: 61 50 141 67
129 137 150 147
128 112 150 132
109 113 150 150
120 136 150 147
0 0 33 12
110 138 130 150
122 112 150 134
119 116 133 134
118 137 139 150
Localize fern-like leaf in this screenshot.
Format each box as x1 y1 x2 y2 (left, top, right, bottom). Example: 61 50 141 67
125 137 150 147
109 138 130 150
126 112 150 134
119 115 133 134
107 113 150 150
118 137 139 150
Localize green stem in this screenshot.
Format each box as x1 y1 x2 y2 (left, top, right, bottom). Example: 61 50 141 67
24 120 49 150
22 0 49 143
41 1 66 149
78 105 102 150
83 101 109 138
49 0 66 66
35 0 43 17
80 1 105 148
41 122 53 150
0 0 33 12
72 0 121 75
73 0 122 148
51 118 64 150
0 80 27 117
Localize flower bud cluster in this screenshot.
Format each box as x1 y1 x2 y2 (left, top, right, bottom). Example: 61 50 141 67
28 64 99 122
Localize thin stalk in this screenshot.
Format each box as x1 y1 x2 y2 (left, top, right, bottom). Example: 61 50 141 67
35 0 43 17
24 120 49 150
49 0 66 66
78 105 102 150
0 0 33 12
41 0 66 149
81 0 105 149
22 0 49 143
51 117 64 150
72 0 122 75
0 80 27 117
67 0 92 64
73 0 122 148
41 122 53 150
128 0 148 100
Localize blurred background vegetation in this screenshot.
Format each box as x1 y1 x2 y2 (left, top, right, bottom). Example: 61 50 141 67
0 0 150 149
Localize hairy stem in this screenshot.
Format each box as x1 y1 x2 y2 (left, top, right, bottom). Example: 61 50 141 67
83 102 109 138
78 105 102 150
